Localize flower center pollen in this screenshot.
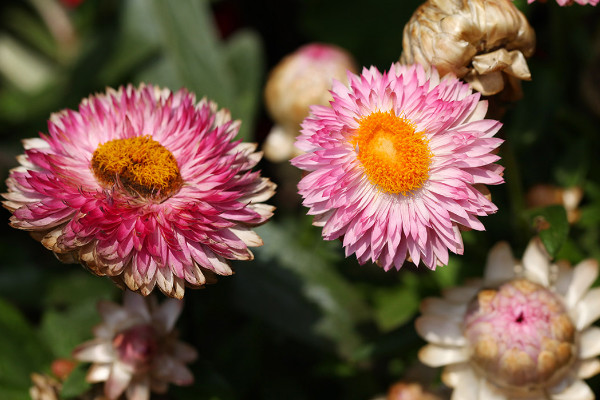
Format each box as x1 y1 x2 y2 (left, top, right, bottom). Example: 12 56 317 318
352 111 431 195
91 136 182 200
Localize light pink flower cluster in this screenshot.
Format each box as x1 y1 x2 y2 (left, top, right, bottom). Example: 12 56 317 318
2 84 276 298
292 63 503 270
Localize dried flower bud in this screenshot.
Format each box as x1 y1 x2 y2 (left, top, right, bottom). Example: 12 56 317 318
263 43 357 162
400 0 535 101
29 373 61 400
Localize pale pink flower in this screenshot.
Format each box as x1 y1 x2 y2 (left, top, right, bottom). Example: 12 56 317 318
417 238 600 400
73 291 197 400
291 63 503 270
3 84 276 298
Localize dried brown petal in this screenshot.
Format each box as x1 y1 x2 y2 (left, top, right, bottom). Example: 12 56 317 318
401 0 535 101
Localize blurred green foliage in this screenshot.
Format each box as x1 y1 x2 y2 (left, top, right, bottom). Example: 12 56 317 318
0 0 599 399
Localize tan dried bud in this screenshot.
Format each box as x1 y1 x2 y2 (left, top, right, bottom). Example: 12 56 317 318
263 43 358 162
29 373 61 400
400 0 535 101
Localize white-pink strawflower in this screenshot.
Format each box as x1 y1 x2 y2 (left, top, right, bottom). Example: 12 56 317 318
73 291 197 400
291 63 503 270
2 84 276 298
417 238 600 399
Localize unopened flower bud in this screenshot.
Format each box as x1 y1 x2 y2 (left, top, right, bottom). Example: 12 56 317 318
400 0 535 101
463 279 576 394
264 43 357 162
29 373 61 400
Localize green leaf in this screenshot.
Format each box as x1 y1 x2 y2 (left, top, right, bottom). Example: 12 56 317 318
526 205 569 257
0 297 53 390
234 219 372 359
59 363 91 399
39 299 103 359
147 0 263 140
98 0 163 85
150 0 235 107
222 30 264 140
371 274 420 332
0 385 30 400
43 270 116 308
554 138 590 188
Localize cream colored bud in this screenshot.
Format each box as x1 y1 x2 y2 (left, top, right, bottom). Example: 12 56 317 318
400 0 535 101
29 374 61 400
263 43 358 162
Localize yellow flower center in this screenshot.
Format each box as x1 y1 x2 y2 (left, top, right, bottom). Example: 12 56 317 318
351 110 431 195
91 135 182 200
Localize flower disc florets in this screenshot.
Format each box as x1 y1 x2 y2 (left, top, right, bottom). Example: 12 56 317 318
292 63 503 270
2 84 276 298
91 135 182 202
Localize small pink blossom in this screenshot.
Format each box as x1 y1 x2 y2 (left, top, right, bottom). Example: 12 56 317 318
73 291 197 400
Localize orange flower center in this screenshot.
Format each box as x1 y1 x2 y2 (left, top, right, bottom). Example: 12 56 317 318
351 110 431 195
91 135 182 200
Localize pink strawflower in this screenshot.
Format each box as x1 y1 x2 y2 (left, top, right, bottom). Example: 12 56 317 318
3 84 276 298
528 0 598 5
73 291 197 400
291 63 503 270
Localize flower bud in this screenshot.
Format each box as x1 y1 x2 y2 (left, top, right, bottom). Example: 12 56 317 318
29 374 61 400
400 0 535 101
264 43 357 162
463 279 576 393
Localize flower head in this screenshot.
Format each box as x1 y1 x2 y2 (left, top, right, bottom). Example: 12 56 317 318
263 43 357 162
417 238 600 399
292 63 503 270
73 291 197 400
2 84 276 298
401 0 535 101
